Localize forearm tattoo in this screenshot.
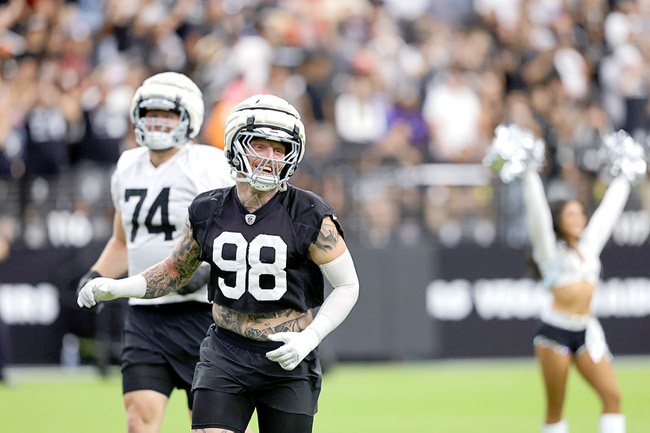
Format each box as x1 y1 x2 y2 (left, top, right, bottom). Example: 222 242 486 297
312 217 339 253
213 304 314 341
141 217 201 298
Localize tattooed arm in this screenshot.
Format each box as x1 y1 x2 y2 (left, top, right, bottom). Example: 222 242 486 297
141 215 202 298
77 214 203 308
308 216 348 266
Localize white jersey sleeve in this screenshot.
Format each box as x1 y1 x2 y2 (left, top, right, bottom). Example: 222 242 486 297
111 144 234 305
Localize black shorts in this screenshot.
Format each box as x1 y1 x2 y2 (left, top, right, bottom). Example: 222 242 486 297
534 321 586 355
191 325 322 431
121 302 213 407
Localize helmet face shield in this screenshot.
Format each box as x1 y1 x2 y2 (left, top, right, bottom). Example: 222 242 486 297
129 73 204 150
224 95 306 191
232 127 302 191
133 101 191 150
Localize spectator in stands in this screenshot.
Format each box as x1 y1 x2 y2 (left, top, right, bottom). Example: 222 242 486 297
334 68 389 164
423 65 485 163
0 0 648 256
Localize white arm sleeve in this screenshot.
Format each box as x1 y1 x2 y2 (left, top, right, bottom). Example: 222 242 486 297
307 250 360 343
522 170 556 264
581 175 630 254
77 275 147 308
112 274 147 297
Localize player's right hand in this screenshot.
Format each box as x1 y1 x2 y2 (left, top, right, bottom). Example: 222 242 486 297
77 278 121 308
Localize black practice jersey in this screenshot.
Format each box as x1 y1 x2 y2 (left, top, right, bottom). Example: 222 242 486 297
188 184 343 315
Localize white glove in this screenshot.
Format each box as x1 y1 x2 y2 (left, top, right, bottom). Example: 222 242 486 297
265 328 320 371
77 275 147 308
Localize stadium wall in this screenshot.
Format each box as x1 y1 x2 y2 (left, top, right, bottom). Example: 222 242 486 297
1 241 650 364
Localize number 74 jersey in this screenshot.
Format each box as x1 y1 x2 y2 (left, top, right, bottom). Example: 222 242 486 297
189 185 343 315
111 144 233 305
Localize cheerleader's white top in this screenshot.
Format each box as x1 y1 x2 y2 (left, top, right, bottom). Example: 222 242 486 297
522 171 630 290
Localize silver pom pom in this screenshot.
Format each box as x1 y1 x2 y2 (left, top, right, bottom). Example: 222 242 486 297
599 130 647 184
483 124 546 183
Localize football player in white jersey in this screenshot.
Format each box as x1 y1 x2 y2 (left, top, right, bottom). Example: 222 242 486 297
78 94 360 433
77 72 252 433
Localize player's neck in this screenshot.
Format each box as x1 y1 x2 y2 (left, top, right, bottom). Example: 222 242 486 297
236 183 279 213
149 146 181 167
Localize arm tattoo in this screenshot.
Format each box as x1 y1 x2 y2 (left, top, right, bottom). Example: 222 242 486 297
312 217 339 253
141 216 202 298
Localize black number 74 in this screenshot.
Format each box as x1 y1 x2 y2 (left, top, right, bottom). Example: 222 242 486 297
125 188 176 242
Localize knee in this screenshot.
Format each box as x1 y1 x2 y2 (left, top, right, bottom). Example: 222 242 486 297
124 402 159 433
125 411 146 433
601 387 621 412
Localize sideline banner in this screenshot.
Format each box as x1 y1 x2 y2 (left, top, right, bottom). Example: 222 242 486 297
425 244 650 358
1 241 649 364
0 242 105 364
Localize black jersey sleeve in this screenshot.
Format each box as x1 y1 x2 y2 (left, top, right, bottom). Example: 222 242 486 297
188 187 233 303
283 185 344 246
188 188 229 224
188 187 231 257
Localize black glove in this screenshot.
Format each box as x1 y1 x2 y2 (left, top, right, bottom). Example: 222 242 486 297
177 264 210 296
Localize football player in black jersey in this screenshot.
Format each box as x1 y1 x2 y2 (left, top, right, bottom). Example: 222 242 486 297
78 94 360 433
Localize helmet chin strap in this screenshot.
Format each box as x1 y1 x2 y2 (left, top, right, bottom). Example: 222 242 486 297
231 170 287 192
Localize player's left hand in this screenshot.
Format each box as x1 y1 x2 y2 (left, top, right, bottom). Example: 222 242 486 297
266 328 320 371
77 278 121 308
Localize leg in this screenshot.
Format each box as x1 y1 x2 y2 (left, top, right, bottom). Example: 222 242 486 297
185 389 256 433
192 389 255 433
122 364 176 433
574 351 621 412
535 343 572 425
574 352 624 432
124 390 169 433
256 404 314 433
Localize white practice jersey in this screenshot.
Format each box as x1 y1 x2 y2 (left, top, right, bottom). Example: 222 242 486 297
111 143 233 305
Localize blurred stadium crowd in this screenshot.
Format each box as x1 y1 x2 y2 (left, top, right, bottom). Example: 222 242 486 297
1 0 650 255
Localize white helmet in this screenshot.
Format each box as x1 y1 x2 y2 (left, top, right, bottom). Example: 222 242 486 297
224 94 306 191
130 72 204 150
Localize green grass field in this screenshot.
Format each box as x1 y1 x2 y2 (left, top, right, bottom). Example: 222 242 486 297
1 357 649 433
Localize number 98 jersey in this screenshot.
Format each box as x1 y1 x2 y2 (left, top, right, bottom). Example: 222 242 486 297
188 184 343 314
